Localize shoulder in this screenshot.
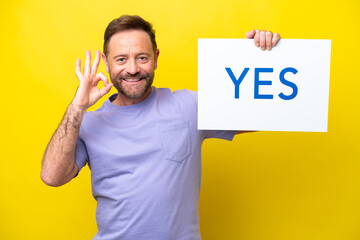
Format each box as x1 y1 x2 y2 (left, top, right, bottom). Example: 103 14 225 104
152 88 198 122
156 88 198 107
173 89 197 102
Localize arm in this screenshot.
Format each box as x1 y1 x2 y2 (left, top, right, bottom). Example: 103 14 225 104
41 50 113 187
41 103 85 186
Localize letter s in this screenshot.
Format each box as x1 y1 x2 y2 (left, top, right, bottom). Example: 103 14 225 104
278 67 298 100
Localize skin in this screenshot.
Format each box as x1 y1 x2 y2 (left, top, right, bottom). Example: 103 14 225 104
41 50 113 187
101 30 159 106
41 28 280 187
245 29 281 50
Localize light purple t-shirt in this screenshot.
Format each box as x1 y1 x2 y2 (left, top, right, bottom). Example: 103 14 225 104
75 87 235 240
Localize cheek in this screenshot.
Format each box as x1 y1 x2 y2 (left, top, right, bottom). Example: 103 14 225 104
143 63 156 72
109 65 125 77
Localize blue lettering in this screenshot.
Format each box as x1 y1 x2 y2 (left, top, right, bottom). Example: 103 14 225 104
278 67 298 100
254 68 273 99
225 67 249 99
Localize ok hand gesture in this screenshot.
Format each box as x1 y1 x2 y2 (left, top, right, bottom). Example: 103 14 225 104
73 50 113 110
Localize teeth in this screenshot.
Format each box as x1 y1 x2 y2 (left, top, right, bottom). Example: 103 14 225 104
123 78 141 82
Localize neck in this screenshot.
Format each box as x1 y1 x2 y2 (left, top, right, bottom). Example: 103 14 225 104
112 87 152 106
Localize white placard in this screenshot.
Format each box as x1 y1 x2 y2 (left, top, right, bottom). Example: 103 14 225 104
198 39 331 132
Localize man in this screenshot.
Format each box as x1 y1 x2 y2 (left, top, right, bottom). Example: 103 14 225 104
41 15 280 240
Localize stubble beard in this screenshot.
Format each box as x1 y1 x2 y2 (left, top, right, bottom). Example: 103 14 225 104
110 71 154 99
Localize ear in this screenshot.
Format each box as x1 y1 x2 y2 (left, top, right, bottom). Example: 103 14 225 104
154 49 160 70
101 52 109 73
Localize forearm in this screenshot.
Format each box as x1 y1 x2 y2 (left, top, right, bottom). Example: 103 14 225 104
41 102 86 187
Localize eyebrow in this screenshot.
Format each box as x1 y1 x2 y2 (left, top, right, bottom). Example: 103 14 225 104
112 52 152 60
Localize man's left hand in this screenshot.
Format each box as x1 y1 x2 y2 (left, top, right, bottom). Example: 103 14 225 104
245 29 281 51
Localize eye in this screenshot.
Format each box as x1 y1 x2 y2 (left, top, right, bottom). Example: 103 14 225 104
117 58 126 63
138 56 148 62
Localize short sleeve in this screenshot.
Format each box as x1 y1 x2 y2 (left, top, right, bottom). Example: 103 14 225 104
185 90 237 141
202 130 236 140
74 137 89 177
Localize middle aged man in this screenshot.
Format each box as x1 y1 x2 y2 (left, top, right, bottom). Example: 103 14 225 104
42 15 281 240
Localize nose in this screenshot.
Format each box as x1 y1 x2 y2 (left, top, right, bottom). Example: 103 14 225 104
126 59 140 75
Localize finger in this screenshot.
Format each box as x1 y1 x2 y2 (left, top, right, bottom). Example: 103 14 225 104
95 72 108 85
272 33 281 47
100 82 113 97
84 50 91 78
254 30 260 47
95 73 113 97
245 29 255 39
266 31 273 50
91 50 100 75
75 58 84 82
259 30 266 50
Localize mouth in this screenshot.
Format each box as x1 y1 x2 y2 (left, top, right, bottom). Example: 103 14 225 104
122 78 144 84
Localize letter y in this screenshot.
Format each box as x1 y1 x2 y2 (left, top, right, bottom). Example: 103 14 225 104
225 67 249 99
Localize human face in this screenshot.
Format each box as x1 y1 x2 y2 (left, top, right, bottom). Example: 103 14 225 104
102 30 159 105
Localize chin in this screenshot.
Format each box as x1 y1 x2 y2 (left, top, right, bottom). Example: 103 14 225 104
119 85 151 99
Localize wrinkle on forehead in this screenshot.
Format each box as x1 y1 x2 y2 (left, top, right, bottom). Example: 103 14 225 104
107 30 154 57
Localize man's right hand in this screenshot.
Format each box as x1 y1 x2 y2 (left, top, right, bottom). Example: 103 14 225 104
73 50 113 110
41 50 112 187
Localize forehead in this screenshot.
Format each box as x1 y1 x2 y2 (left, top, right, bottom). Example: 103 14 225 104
107 30 153 55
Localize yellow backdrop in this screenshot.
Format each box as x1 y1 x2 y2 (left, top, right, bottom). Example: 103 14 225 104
1 0 359 239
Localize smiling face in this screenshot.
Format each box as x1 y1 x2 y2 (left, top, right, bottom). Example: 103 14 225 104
102 30 159 106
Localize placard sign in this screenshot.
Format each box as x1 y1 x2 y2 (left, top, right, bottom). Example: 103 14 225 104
198 39 331 132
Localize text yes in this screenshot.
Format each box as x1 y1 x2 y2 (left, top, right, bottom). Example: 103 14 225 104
225 67 299 100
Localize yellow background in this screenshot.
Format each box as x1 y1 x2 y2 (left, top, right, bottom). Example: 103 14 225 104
1 0 359 239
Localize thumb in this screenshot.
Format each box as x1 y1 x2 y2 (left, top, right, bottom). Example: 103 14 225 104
99 83 113 97
245 29 256 39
